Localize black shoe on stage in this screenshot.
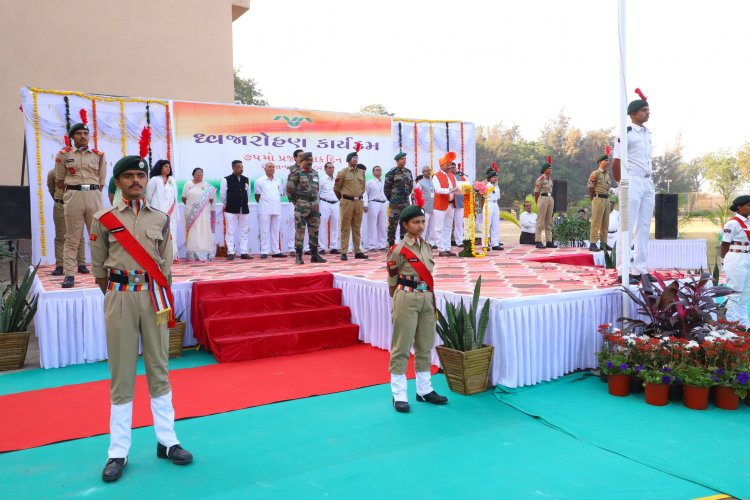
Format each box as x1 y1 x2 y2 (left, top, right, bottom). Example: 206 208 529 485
330 249 340 254
546 242 558 249
260 254 268 259
295 248 304 265
589 243 599 252
451 240 457 247
61 276 75 288
310 247 327 263
50 266 64 276
240 253 252 260
393 398 410 413
354 252 369 259
157 443 193 465
227 254 235 261
102 457 127 482
416 391 448 405
491 245 503 251
341 254 348 261
319 249 326 255
271 253 285 258
603 244 613 251
535 242 545 249
77 265 90 274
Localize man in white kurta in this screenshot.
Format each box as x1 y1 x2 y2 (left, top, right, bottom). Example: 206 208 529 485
364 166 387 251
318 162 340 254
255 162 285 258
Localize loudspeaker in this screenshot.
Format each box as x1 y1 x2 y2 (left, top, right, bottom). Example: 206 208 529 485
0 186 31 240
655 193 678 239
551 180 567 213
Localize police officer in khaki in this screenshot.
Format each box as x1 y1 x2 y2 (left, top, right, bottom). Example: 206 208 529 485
534 159 557 249
46 168 86 275
334 147 368 261
90 154 192 482
587 151 612 252
55 120 107 288
387 205 447 413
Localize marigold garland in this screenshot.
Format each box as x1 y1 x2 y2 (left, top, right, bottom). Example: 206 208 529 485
119 100 126 156
460 185 491 258
460 122 465 175
165 105 172 162
32 91 47 255
413 122 418 176
91 99 98 150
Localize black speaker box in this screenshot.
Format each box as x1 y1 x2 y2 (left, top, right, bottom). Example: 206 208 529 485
655 193 678 239
551 180 567 213
0 186 31 240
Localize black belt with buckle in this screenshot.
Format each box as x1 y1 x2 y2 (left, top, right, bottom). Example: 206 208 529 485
108 272 150 285
66 184 100 191
539 193 552 197
321 199 338 204
342 195 362 201
54 199 64 204
595 194 609 199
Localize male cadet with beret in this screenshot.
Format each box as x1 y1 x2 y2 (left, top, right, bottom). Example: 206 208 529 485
384 151 414 248
612 89 654 283
534 158 557 249
387 205 447 413
47 168 86 276
587 148 612 252
90 147 192 483
287 152 326 264
720 195 750 330
55 114 106 288
334 144 368 261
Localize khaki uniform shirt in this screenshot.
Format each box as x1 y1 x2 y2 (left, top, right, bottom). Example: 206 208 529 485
89 199 173 280
54 147 107 186
534 174 553 194
387 234 435 287
334 166 366 198
46 169 63 200
587 169 611 194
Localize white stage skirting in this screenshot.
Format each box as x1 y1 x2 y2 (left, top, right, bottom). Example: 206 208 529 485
648 239 708 270
33 272 623 388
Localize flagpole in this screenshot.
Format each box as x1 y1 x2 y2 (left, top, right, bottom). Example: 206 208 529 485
618 0 632 317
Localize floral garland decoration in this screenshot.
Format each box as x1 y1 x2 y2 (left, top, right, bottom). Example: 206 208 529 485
32 91 47 255
413 122 418 176
119 100 126 156
460 122 465 174
91 99 98 150
398 121 402 151
145 103 153 170
460 183 491 258
63 96 71 134
445 122 450 152
165 105 172 162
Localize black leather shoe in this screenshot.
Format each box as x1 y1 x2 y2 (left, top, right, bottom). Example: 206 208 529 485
546 242 558 249
77 265 90 274
330 249 340 254
589 243 599 252
341 254 348 261
416 391 448 405
156 443 193 465
451 240 457 247
271 253 285 258
354 252 369 259
491 245 503 251
603 244 613 251
61 276 75 288
319 249 326 255
227 254 235 261
393 398 410 413
50 266 64 276
535 242 545 249
260 254 268 259
102 457 127 482
310 247 327 263
240 253 252 260
295 248 304 265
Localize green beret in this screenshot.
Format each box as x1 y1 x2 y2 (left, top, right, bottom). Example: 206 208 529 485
485 168 497 179
596 154 609 163
394 152 407 161
357 164 367 171
346 152 359 162
113 155 148 179
68 122 89 138
300 152 313 161
627 99 648 115
399 205 425 223
730 195 750 212
540 163 552 174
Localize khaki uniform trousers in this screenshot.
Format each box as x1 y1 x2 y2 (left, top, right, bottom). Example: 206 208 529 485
105 290 171 405
589 196 611 245
53 201 85 268
339 198 364 254
63 189 102 276
535 195 554 243
389 289 435 375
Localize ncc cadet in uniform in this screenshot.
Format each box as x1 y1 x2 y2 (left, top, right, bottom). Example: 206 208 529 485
721 195 750 330
384 152 414 248
287 152 326 265
90 150 192 483
55 116 107 288
587 148 612 251
386 205 448 413
334 144 368 261
47 168 86 275
534 158 557 249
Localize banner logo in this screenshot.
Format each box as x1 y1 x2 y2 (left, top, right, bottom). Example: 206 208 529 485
273 115 313 128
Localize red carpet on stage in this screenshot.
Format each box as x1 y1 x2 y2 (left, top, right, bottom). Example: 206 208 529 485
519 252 596 267
0 344 435 452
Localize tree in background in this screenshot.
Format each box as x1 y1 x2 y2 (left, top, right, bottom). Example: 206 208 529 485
701 150 742 222
234 69 268 106
359 104 394 116
737 142 750 179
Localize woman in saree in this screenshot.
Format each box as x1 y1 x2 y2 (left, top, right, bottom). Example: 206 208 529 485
182 167 216 262
146 159 180 258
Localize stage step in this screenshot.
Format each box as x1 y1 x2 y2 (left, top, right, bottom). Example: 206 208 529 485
191 272 360 363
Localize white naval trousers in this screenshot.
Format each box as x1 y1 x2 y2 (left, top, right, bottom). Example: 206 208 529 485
366 202 387 249
319 201 340 251
224 212 249 255
482 203 501 247
725 252 750 327
617 176 655 275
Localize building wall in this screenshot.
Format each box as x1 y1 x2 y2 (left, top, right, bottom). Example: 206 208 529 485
0 0 247 186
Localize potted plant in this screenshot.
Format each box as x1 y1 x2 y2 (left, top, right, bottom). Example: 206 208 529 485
640 367 673 406
600 353 633 397
0 265 40 371
168 310 186 358
673 364 714 410
435 276 493 395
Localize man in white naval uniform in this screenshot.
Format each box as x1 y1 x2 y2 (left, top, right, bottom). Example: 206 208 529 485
721 196 750 329
318 162 340 255
364 165 387 251
483 167 503 251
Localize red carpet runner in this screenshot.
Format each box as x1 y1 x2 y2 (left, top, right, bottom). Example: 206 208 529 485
519 252 596 267
0 344 435 453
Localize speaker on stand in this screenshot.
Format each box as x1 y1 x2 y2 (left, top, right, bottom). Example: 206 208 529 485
655 193 678 239
551 180 567 213
0 186 32 284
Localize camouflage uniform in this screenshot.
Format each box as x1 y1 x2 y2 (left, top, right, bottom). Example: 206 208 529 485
286 167 321 248
384 166 414 246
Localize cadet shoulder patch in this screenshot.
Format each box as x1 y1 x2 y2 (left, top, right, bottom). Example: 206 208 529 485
387 260 399 277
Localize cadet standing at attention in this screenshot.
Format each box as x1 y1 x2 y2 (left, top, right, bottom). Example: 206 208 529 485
384 151 414 248
587 147 612 252
387 205 448 413
334 143 368 260
47 168 86 276
287 152 326 265
90 131 192 483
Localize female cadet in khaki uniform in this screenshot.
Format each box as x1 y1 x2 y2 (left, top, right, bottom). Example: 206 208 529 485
386 205 448 413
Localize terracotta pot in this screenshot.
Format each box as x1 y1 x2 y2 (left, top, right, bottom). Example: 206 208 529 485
644 383 670 406
683 385 710 410
607 374 631 397
714 385 740 410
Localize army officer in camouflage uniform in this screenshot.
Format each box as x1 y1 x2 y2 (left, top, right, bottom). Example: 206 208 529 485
384 152 414 247
287 152 326 265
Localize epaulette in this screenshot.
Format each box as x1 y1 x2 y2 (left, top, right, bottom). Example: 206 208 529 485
59 146 72 154
92 148 104 156
616 126 633 143
93 206 116 220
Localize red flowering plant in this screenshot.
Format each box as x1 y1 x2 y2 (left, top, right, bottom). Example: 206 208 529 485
700 324 750 397
597 324 636 375
634 336 678 386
